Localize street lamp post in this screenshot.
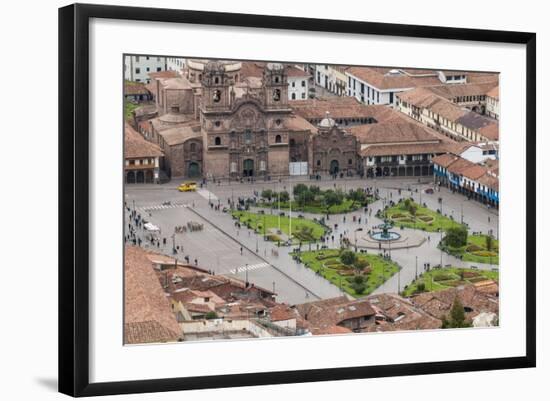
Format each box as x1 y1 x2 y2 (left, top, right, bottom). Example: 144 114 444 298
440 229 443 267
354 228 363 252
397 265 401 295
245 263 249 285
415 255 418 279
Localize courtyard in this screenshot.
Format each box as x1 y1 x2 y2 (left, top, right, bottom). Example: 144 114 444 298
125 175 499 305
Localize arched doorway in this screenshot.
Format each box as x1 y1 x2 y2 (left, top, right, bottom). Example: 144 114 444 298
329 160 339 174
126 171 135 184
136 171 145 183
188 162 200 177
243 159 254 177
145 170 154 183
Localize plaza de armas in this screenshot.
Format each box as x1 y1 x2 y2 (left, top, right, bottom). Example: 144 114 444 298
122 58 500 344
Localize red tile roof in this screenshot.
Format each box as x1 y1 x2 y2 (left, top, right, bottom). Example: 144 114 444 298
124 123 163 159
124 246 182 344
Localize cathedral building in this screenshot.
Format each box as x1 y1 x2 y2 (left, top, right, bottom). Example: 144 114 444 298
200 61 293 179
130 59 462 182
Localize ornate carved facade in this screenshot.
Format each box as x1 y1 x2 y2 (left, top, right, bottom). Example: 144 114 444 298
310 113 360 175
200 61 293 178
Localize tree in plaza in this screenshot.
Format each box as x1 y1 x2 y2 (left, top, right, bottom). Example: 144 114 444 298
409 203 418 218
324 189 345 213
293 183 308 197
353 258 369 274
485 234 494 251
403 198 412 210
261 189 273 202
340 249 357 267
295 225 314 241
278 190 290 203
309 185 321 196
348 188 367 208
444 225 468 248
442 296 471 329
351 274 366 295
297 188 314 208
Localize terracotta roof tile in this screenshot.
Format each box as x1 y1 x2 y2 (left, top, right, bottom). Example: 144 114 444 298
124 123 163 159
349 121 440 144
124 246 182 344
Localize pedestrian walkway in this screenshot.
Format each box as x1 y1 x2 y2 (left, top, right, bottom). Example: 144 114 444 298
197 188 218 202
229 262 270 275
139 202 189 212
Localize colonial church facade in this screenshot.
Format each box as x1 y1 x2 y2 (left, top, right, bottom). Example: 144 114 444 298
200 61 293 179
132 59 451 183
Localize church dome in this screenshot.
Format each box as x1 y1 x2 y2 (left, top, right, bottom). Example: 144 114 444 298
319 111 336 128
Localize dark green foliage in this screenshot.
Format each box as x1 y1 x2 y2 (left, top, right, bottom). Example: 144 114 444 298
441 297 471 328
340 249 357 267
444 225 468 248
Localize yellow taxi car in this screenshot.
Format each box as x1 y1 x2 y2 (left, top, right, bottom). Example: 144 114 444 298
177 182 197 192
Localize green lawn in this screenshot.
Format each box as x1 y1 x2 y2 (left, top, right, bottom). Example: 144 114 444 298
384 200 463 232
232 211 327 243
296 249 400 297
259 197 373 215
442 234 500 265
402 267 499 297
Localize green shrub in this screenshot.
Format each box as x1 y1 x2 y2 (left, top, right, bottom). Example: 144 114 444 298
444 226 468 247
432 273 456 282
466 244 482 252
351 282 366 294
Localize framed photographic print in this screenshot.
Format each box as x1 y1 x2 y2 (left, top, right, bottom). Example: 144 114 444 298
58 3 536 397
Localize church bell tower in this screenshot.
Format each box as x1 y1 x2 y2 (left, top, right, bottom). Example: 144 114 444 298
263 63 288 108
201 61 231 110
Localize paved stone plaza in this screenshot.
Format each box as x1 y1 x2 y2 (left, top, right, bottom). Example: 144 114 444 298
125 175 499 305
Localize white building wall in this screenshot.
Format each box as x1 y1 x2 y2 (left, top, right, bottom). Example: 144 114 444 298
124 55 167 83
486 96 500 119
345 73 410 106
166 57 186 75
288 76 309 100
180 319 274 338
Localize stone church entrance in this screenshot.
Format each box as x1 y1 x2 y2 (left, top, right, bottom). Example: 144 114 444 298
188 162 200 177
243 159 254 177
330 160 340 174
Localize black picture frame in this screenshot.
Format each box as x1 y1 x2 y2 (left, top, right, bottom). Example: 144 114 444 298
59 3 536 397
